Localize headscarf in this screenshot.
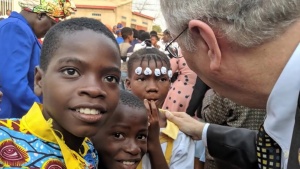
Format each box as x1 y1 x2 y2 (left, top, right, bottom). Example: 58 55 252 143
18 0 76 22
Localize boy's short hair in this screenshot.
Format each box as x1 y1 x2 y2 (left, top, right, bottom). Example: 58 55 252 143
163 29 170 35
133 28 139 39
119 90 145 110
151 34 159 41
150 30 158 36
139 32 151 41
121 27 133 40
40 17 119 71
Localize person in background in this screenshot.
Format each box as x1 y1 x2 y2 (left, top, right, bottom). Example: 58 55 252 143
151 34 160 49
116 29 124 44
119 27 133 61
1 9 11 19
112 25 117 38
0 0 76 118
201 89 266 169
127 28 140 53
115 23 124 44
159 29 178 52
133 32 151 52
162 48 197 112
150 30 158 36
160 0 300 168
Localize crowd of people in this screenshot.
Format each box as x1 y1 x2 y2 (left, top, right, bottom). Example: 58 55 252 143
1 0 300 169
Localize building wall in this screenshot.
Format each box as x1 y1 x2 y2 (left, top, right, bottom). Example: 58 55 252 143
72 8 116 27
73 0 154 31
6 0 154 32
131 14 152 31
115 2 132 27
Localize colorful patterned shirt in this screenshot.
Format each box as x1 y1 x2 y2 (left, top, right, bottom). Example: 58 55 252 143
0 103 98 168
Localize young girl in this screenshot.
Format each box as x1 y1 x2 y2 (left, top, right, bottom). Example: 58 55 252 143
125 40 195 169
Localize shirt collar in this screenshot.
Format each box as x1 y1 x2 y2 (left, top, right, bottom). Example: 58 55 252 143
161 120 179 140
264 43 300 150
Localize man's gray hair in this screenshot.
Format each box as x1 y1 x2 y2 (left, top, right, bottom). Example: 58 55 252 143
160 0 300 50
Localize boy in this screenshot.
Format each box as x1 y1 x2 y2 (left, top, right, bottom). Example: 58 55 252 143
119 27 133 61
91 90 149 169
0 18 121 168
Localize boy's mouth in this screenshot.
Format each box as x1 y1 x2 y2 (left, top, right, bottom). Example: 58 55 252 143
75 108 101 115
70 105 107 123
116 159 140 169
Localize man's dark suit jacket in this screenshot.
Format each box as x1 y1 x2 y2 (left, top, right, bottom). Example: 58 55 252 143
206 93 300 169
207 124 258 169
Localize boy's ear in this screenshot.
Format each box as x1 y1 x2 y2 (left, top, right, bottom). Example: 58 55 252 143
125 78 131 91
34 66 44 96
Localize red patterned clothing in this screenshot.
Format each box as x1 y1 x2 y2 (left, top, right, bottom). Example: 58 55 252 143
0 103 98 168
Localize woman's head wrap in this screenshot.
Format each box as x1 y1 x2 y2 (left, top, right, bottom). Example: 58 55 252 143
19 0 76 22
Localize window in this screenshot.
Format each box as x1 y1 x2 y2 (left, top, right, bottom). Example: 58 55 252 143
142 21 148 25
92 13 101 16
121 16 126 19
131 19 136 22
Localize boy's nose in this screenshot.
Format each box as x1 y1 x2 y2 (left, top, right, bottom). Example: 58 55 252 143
78 77 107 98
124 139 141 156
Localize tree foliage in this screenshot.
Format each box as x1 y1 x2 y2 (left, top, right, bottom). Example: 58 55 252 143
152 25 162 33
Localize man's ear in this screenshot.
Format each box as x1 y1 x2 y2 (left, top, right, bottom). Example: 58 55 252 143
125 78 131 91
34 66 44 96
188 20 222 71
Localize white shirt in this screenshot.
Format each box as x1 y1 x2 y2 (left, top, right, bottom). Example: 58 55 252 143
264 43 300 168
141 120 195 169
202 43 300 169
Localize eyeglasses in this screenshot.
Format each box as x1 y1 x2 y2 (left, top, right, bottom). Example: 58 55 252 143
165 26 188 58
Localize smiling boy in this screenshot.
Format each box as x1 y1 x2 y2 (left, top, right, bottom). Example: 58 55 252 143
0 18 121 168
92 90 149 169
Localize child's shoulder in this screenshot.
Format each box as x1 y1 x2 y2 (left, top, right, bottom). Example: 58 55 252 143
0 118 29 133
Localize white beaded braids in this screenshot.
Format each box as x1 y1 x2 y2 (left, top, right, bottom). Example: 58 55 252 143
128 39 173 79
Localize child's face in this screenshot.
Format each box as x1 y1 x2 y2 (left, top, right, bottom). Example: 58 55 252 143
151 36 158 45
126 59 171 107
34 30 121 138
92 104 148 169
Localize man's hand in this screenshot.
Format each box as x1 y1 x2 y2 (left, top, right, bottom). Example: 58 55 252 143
165 111 205 140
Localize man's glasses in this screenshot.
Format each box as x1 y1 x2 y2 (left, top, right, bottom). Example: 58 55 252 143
165 26 188 58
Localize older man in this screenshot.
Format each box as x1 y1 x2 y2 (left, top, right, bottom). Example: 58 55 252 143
0 0 76 118
160 1 300 169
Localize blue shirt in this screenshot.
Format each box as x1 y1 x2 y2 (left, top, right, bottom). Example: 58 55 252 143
0 12 41 118
116 36 124 44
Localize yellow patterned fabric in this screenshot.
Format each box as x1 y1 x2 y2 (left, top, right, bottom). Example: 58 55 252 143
0 102 97 168
18 0 76 22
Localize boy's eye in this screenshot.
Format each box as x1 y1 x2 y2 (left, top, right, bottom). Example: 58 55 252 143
104 76 119 83
114 133 124 139
62 68 79 77
137 134 147 140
